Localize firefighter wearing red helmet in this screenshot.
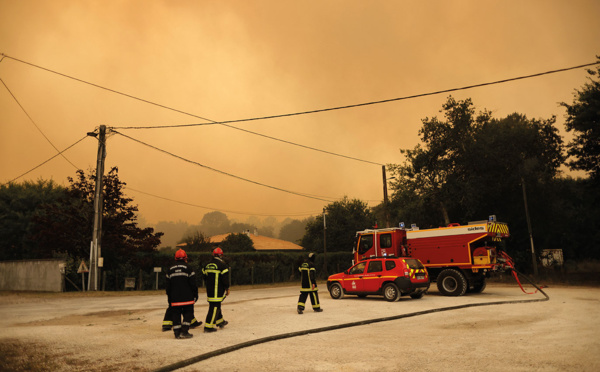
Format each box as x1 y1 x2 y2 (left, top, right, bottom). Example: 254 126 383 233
165 248 198 339
297 252 323 314
202 247 230 332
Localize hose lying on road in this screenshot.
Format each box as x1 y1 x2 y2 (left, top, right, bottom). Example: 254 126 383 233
153 269 548 372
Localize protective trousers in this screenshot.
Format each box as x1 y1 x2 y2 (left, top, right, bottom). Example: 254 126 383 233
172 304 194 337
204 301 225 330
163 306 201 331
297 290 320 311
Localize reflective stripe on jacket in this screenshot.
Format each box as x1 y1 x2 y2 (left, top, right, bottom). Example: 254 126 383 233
299 261 317 292
203 257 230 302
166 262 198 306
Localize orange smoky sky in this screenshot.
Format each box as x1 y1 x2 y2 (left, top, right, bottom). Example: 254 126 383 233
1 0 599 226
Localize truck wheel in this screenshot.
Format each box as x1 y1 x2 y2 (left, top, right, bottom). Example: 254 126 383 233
470 278 487 293
329 282 344 299
383 283 400 302
436 269 467 296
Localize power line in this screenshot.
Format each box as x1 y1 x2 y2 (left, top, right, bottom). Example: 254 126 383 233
1 136 88 185
126 186 321 217
110 129 338 203
113 61 600 129
1 53 385 166
5 54 595 167
0 77 79 169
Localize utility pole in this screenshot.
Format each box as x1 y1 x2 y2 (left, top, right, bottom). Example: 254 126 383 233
521 177 538 278
382 165 390 227
88 125 107 291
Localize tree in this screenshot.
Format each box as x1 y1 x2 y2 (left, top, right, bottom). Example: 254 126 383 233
386 96 571 269
155 220 190 248
301 197 373 253
279 218 310 244
31 167 163 270
199 211 231 236
388 97 491 226
388 96 564 228
220 232 254 252
178 230 212 252
0 180 67 260
561 56 600 183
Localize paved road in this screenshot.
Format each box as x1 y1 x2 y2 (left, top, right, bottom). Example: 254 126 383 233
1 283 599 371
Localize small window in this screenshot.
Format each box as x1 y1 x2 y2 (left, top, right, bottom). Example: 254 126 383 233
404 259 424 269
385 260 396 271
380 234 392 249
349 262 366 275
358 235 374 254
367 260 383 273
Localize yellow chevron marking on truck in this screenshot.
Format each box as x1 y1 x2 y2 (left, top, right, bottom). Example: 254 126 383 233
488 222 509 235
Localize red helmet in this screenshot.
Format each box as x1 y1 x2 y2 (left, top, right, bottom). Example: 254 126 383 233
213 247 223 257
175 249 187 260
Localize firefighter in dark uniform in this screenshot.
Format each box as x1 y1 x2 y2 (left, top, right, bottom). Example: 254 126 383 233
202 247 230 333
297 252 323 314
166 248 198 339
161 305 201 331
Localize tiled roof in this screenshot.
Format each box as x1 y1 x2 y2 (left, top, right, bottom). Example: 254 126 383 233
209 233 304 251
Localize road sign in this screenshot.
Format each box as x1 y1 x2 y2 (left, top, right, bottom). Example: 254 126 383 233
77 260 89 274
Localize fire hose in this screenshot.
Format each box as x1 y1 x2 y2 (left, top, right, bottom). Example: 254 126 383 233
153 269 548 372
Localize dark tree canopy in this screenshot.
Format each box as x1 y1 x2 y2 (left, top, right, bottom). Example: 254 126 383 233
387 96 564 228
0 180 66 260
561 56 600 182
279 218 311 244
178 230 212 252
199 211 231 236
220 232 254 253
301 197 374 253
31 167 163 269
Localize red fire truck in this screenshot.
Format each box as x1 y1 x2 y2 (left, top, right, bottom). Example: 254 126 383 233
353 216 513 296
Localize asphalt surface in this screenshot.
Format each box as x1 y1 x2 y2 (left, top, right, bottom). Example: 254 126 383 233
1 282 599 371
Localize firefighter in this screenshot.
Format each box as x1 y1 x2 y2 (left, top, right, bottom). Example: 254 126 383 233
161 305 201 331
166 248 198 339
202 247 230 333
297 252 323 314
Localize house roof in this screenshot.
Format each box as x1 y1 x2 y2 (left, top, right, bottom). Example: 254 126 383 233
209 232 304 251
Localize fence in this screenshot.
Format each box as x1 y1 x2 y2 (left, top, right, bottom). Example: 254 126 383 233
62 251 354 291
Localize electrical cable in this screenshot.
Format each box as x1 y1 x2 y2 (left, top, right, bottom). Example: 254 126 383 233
4 54 596 167
114 61 600 130
1 135 88 185
126 186 322 217
0 77 79 169
152 269 548 372
1 53 384 169
111 129 338 203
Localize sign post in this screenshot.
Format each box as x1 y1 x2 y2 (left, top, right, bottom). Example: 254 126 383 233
154 267 162 290
77 260 89 292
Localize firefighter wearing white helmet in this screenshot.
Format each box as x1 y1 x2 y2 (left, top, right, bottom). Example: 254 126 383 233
166 248 198 339
297 252 323 314
202 247 230 332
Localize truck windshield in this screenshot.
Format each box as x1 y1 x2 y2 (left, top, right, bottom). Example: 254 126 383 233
357 235 373 254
